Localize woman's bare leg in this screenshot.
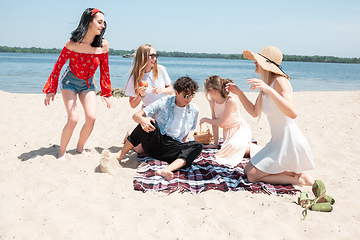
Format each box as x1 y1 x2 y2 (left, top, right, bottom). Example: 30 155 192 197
245 161 314 186
77 90 97 156
58 90 79 160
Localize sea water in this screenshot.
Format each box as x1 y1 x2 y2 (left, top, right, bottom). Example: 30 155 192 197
0 52 360 94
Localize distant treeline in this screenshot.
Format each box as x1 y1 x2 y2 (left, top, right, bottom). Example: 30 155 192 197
1 46 359 64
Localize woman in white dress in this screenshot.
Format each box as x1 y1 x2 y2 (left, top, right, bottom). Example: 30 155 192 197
226 46 315 186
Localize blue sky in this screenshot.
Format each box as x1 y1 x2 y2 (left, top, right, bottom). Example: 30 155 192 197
2 0 360 57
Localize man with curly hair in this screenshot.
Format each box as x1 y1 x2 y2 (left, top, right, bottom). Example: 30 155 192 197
101 76 202 180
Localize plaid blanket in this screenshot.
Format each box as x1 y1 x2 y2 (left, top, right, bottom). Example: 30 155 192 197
133 148 299 195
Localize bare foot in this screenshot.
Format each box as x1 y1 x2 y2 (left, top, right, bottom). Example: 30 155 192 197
100 150 121 175
156 169 174 181
299 173 315 186
57 153 67 161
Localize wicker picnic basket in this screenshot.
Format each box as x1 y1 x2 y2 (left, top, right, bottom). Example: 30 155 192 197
193 124 214 144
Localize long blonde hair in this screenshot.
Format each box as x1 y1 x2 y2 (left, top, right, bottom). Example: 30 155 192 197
204 75 233 101
128 44 159 94
257 67 275 119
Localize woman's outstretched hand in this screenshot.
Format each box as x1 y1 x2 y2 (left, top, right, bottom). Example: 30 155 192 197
225 83 241 95
44 93 55 106
247 78 271 93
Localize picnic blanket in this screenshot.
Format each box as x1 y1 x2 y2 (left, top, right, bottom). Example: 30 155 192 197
133 148 299 195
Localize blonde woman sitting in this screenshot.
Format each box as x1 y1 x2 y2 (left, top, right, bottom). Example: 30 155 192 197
226 46 315 185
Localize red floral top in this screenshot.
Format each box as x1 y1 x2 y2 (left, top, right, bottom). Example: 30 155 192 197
43 46 112 97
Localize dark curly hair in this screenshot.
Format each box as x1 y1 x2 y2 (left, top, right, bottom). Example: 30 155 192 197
173 76 199 94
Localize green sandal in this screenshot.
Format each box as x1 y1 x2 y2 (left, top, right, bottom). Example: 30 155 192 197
299 192 312 219
299 181 334 219
299 192 310 207
312 180 326 203
318 194 335 205
311 202 333 212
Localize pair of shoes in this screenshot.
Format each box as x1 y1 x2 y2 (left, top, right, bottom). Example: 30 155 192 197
312 180 335 210
298 180 335 219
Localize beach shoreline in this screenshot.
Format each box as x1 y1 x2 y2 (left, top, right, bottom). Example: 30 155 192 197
0 90 359 239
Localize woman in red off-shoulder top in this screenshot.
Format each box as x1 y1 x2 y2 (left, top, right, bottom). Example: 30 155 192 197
43 8 112 160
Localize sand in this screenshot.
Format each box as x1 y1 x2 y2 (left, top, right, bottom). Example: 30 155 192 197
0 90 359 239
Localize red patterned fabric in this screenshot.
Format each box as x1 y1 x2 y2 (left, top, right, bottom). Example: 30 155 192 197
134 148 300 195
43 46 111 97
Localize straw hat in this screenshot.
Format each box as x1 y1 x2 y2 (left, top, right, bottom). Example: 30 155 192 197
243 46 290 79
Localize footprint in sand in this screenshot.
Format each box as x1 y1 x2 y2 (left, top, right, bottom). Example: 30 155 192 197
100 150 121 176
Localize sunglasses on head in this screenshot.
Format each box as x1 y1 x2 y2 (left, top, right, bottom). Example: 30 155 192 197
149 53 159 59
181 92 195 98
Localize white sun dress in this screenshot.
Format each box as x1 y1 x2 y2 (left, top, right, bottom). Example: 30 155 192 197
250 80 315 174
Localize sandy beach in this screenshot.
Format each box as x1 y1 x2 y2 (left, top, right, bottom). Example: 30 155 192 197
0 89 359 239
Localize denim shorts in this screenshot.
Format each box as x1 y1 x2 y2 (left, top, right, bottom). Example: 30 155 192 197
60 68 95 94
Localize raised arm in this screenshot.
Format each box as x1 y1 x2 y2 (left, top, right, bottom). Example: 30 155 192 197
247 77 297 119
226 83 259 118
267 78 297 119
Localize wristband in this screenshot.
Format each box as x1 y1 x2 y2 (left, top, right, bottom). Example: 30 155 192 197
139 93 144 98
